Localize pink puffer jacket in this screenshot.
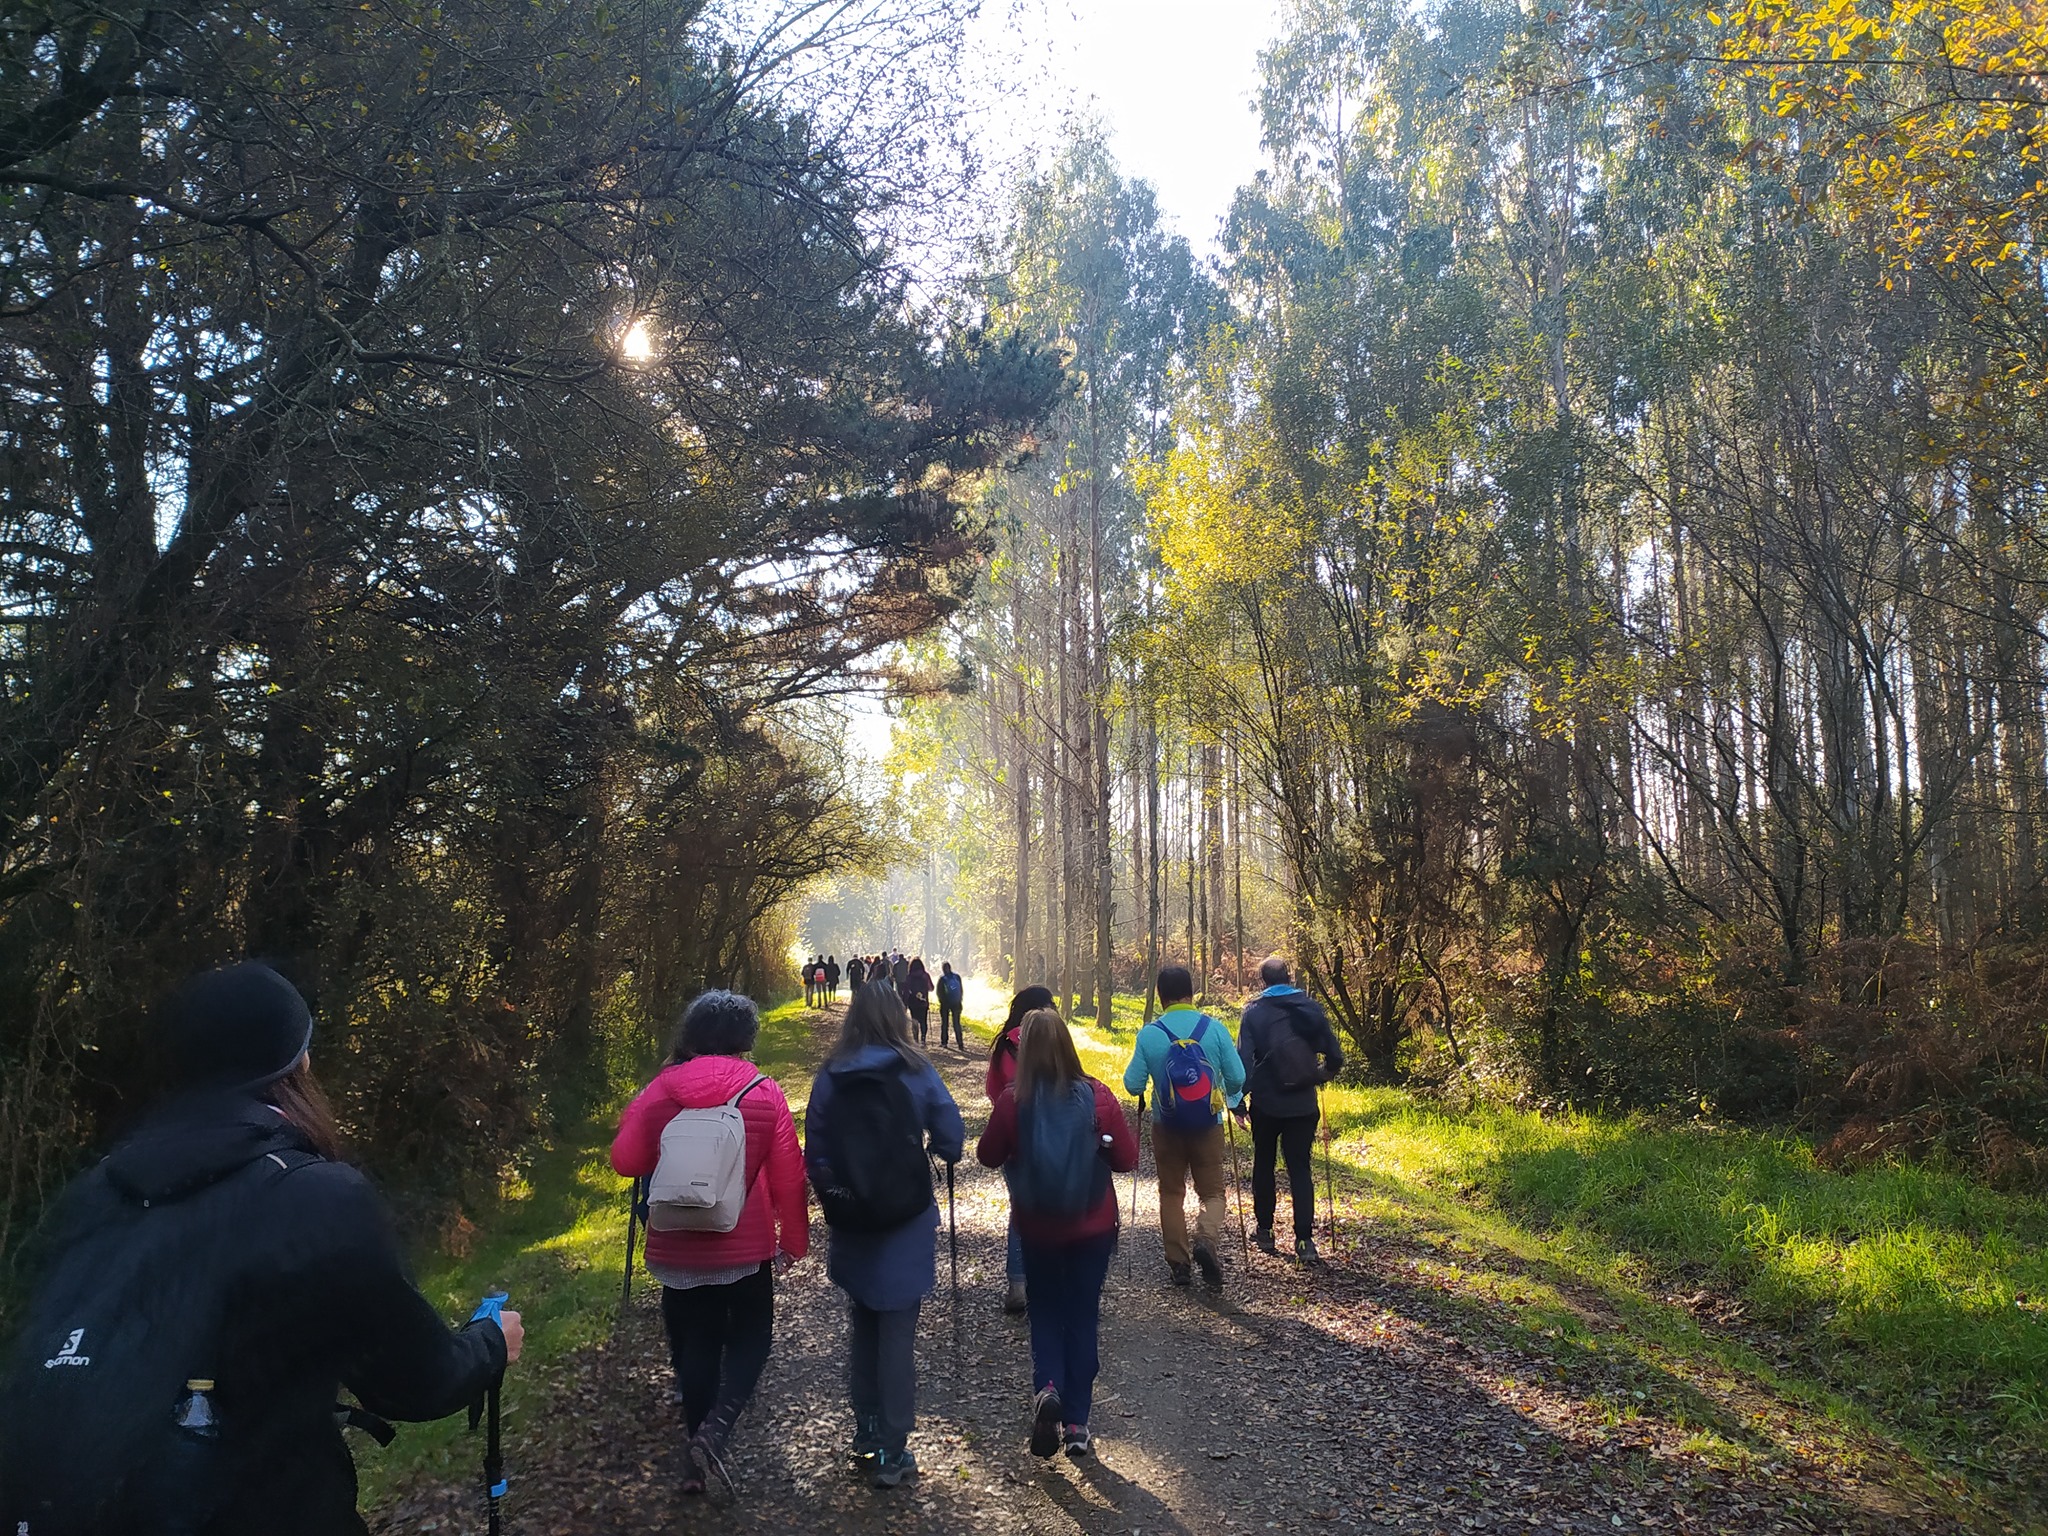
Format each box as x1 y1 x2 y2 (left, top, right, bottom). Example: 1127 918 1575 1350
610 1055 808 1271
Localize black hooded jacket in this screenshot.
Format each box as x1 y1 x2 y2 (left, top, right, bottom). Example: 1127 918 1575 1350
1236 988 1345 1119
1 1095 504 1536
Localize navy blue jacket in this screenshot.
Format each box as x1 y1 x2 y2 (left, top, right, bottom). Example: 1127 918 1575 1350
804 1045 964 1311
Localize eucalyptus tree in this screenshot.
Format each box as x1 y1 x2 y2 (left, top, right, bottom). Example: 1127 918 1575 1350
958 131 1216 1020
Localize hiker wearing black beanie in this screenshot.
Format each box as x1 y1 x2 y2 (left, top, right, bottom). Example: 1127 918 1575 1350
1 962 524 1536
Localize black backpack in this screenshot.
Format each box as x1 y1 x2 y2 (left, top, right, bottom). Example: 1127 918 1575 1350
1264 1001 1323 1093
814 1062 935 1233
0 1135 320 1536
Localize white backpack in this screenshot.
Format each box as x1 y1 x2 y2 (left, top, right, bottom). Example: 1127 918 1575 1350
647 1075 769 1233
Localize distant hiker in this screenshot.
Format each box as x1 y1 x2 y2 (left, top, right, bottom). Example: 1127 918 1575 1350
891 952 910 993
609 989 807 1496
985 984 1055 1313
847 955 867 990
1121 964 1246 1292
802 957 817 1008
812 959 831 1009
936 962 966 1051
902 958 933 1045
0 962 523 1536
825 956 842 1002
977 1007 1138 1459
804 981 964 1488
1236 956 1345 1266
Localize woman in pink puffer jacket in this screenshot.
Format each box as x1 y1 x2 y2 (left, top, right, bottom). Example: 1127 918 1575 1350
612 990 807 1495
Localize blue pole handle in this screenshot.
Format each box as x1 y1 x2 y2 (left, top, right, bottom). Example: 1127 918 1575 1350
470 1290 509 1325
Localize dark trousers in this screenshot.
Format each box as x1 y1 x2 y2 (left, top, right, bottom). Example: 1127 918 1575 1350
1019 1231 1116 1426
907 996 929 1043
848 1298 922 1454
660 1263 775 1436
1251 1108 1319 1241
937 997 964 1048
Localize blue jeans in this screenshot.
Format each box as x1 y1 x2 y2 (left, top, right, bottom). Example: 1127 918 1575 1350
1006 1213 1024 1281
1019 1230 1116 1426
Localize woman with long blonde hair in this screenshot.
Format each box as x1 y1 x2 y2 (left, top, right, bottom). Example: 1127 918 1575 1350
975 1006 1137 1460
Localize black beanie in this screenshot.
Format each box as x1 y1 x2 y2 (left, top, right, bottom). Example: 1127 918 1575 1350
161 962 315 1091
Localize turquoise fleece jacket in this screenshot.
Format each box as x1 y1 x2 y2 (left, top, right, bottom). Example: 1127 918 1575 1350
1122 1006 1246 1120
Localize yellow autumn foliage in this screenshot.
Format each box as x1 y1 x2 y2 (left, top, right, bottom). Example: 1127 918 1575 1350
1724 1 2045 358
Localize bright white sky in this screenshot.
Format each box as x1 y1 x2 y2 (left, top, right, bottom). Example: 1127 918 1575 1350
973 0 1286 254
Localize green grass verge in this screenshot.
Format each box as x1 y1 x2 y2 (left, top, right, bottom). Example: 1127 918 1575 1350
1325 1090 2048 1480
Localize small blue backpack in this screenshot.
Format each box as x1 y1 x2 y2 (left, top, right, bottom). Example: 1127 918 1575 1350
1150 1015 1220 1133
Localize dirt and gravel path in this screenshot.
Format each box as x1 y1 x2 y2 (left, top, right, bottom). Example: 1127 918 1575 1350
373 1015 1950 1535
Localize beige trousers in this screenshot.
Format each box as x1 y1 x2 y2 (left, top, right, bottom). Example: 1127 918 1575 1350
1149 1121 1226 1266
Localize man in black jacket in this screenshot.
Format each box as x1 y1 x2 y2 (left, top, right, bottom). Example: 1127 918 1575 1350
1233 955 1344 1266
0 963 523 1536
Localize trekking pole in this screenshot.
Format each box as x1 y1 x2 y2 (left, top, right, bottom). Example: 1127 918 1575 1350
945 1159 959 1287
469 1291 510 1536
621 1175 645 1310
1225 1108 1251 1269
1320 1087 1338 1254
1128 1094 1144 1278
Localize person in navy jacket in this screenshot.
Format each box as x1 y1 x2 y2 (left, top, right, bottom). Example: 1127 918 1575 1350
804 981 963 1487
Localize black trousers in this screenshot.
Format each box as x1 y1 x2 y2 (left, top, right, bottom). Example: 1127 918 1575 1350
661 1263 775 1436
1250 1108 1319 1241
937 997 964 1048
907 995 929 1043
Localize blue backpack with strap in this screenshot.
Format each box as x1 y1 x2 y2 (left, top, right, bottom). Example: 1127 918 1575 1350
1011 1081 1108 1219
1150 1015 1220 1133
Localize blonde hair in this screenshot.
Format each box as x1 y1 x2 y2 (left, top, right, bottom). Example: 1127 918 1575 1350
1013 1007 1085 1102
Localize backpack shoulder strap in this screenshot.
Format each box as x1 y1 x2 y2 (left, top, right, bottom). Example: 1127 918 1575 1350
260 1144 326 1180
1188 1015 1210 1043
729 1074 770 1108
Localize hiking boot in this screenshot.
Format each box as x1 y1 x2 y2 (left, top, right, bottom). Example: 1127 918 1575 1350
1167 1261 1192 1287
690 1434 735 1497
1062 1424 1093 1459
1192 1241 1224 1292
849 1411 883 1466
1003 1280 1029 1314
1253 1226 1278 1255
1295 1235 1325 1268
871 1447 918 1488
679 1448 707 1498
692 1404 740 1495
1030 1386 1065 1458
